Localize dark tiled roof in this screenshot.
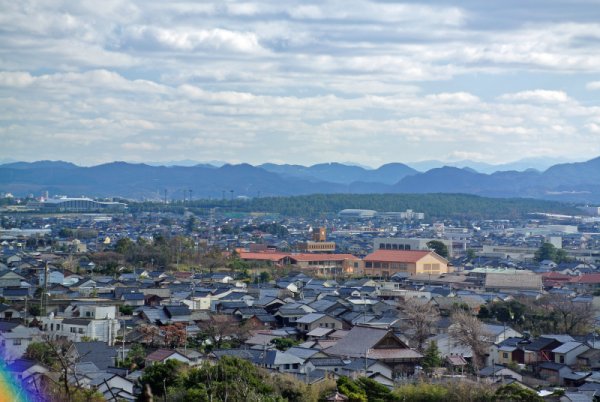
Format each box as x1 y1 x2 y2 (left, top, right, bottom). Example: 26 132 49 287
163 305 191 317
62 318 91 326
73 341 118 371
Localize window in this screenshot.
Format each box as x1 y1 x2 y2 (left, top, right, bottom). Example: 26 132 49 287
12 339 21 346
70 327 76 333
78 328 84 334
366 262 372 268
559 355 564 364
503 353 508 359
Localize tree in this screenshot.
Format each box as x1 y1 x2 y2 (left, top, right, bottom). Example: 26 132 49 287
197 314 249 350
422 341 442 373
139 359 184 397
466 249 476 261
482 300 527 326
119 343 146 370
540 294 594 335
183 356 275 401
534 242 569 263
494 383 543 401
272 337 299 351
26 337 97 402
163 323 187 348
449 310 491 370
336 376 397 402
259 271 271 284
186 215 197 233
401 298 440 351
426 240 449 258
25 341 55 367
114 237 134 255
119 305 134 315
28 304 41 317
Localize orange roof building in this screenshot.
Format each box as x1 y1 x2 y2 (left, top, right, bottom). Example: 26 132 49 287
238 250 362 276
363 250 449 278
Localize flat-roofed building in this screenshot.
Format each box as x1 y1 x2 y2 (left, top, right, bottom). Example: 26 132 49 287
297 241 336 252
30 197 126 212
363 250 450 278
338 209 377 219
374 237 456 257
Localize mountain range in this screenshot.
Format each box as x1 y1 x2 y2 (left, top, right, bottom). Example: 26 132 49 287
0 157 599 203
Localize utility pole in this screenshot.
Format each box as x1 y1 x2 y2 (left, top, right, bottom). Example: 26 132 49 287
40 261 48 316
121 319 126 363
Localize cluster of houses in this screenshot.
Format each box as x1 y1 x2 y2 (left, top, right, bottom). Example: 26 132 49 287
1 209 600 400
3 247 600 401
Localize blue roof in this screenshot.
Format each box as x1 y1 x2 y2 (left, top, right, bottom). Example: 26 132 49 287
122 292 144 300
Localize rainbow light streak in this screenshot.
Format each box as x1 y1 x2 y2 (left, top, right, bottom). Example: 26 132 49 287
0 343 47 402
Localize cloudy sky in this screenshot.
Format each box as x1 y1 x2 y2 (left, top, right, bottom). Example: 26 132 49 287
1 0 600 168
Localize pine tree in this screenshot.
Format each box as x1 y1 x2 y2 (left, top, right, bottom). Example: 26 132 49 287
422 340 442 373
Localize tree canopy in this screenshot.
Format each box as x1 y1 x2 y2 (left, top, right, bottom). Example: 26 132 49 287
534 242 569 263
426 240 449 258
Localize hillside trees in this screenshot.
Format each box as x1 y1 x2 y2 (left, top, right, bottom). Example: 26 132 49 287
144 356 337 402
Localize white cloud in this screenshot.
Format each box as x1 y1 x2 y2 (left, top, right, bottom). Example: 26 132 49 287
586 81 600 91
498 90 571 103
1 1 600 165
122 26 265 53
0 72 34 87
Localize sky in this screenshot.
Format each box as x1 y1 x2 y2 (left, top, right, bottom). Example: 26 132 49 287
1 0 600 168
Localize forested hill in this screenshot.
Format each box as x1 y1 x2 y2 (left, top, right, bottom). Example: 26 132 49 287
131 193 580 220
2 158 600 202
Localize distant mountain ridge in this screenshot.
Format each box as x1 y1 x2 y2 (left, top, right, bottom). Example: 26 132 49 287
258 162 417 185
1 157 599 202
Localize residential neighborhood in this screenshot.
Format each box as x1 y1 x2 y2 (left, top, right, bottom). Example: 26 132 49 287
1 196 600 401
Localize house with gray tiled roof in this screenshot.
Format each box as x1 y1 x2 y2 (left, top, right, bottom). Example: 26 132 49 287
296 313 344 334
553 342 589 366
325 325 422 376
